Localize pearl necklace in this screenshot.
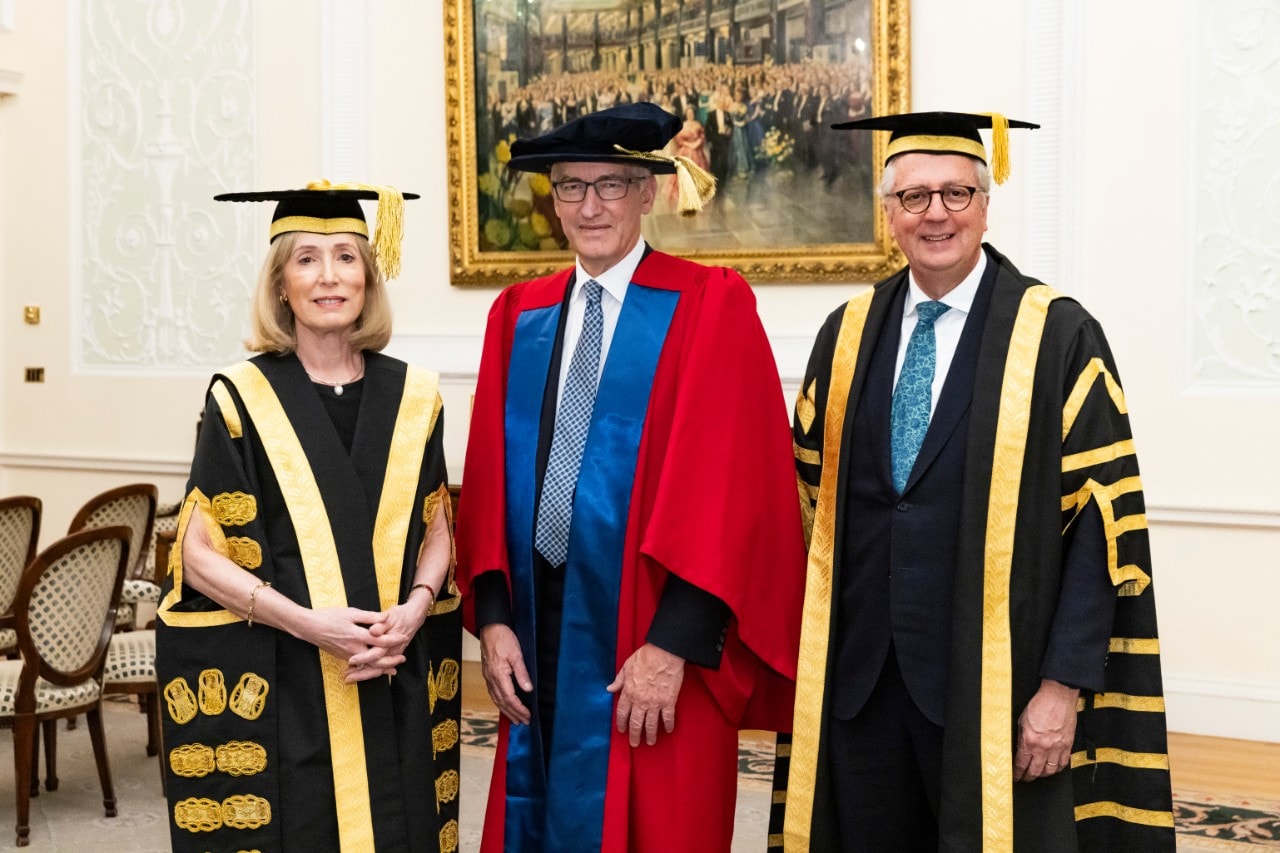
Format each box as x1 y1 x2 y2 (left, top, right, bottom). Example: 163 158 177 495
305 357 365 396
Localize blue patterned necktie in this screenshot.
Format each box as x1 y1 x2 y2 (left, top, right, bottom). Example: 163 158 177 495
890 300 951 493
535 280 604 566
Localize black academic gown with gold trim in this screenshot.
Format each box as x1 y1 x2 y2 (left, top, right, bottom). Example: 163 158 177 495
156 351 462 853
773 245 1174 852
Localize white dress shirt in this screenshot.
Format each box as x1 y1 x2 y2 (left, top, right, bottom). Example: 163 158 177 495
892 250 988 414
555 238 646 399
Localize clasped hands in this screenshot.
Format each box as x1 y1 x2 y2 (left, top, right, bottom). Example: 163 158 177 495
306 599 432 684
480 624 685 746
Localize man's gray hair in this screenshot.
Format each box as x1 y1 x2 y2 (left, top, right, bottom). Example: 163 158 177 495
879 158 992 198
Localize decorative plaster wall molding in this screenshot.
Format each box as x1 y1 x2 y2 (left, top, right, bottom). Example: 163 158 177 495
1187 0 1280 391
71 0 257 372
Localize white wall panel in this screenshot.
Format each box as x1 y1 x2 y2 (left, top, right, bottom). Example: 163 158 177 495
72 0 256 372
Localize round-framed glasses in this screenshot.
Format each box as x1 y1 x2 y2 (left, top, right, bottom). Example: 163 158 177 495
893 185 981 214
551 176 646 203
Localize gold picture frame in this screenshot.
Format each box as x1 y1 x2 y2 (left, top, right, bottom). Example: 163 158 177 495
444 0 909 286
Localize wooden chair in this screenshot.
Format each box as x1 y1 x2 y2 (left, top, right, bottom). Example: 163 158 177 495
68 483 157 632
0 497 42 657
0 525 131 846
102 628 162 783
98 509 177 784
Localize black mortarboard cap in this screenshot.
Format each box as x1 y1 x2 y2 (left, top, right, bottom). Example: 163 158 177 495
215 180 419 279
507 102 683 174
832 111 1039 183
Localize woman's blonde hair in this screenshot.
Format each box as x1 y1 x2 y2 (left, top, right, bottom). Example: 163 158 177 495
246 231 394 354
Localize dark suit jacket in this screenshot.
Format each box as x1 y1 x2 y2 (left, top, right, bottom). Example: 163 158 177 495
832 254 1114 726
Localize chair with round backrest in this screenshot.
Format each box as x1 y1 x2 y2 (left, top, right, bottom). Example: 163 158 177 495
60 486 161 772
67 484 158 632
0 497 42 657
0 525 131 847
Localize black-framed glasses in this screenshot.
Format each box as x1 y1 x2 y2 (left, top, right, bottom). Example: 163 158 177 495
893 185 981 214
551 176 646 203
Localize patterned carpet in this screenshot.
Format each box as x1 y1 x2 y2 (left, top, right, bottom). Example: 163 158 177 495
461 710 1280 849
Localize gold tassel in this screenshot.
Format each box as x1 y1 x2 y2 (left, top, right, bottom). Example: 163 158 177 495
306 179 406 280
612 145 717 215
983 112 1011 185
672 155 717 216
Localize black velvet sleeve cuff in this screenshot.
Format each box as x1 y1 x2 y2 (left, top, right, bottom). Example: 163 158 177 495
473 570 515 629
645 574 731 670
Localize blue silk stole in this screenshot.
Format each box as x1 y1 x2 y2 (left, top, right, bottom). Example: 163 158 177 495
502 283 679 851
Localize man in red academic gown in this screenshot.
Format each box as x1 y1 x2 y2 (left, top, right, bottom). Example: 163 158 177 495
454 102 807 852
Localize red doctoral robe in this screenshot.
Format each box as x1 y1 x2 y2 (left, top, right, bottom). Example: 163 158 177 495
455 250 806 851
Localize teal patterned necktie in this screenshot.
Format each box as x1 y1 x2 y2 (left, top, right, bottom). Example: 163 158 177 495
535 280 604 566
890 300 951 493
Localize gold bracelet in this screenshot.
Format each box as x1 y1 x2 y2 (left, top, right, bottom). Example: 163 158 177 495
246 581 271 627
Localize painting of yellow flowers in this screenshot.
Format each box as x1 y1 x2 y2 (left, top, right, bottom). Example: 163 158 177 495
444 0 909 286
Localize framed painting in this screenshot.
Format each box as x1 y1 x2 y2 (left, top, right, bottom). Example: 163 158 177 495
444 0 909 286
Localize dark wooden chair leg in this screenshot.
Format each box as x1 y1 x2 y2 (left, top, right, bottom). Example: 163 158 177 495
14 714 35 847
154 696 167 795
66 715 76 731
143 693 160 757
28 722 39 798
41 718 58 791
85 705 116 818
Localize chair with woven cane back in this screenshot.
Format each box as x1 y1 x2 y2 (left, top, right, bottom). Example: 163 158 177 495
0 496 42 658
67 484 158 632
0 525 131 847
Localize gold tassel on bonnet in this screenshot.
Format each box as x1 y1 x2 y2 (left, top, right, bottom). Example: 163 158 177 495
613 145 718 216
504 102 713 213
831 110 1039 185
214 180 420 281
304 179 407 280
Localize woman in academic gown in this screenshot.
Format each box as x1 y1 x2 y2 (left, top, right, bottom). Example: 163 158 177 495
155 182 462 853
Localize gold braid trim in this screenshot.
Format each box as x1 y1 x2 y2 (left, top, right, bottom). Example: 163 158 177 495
221 360 375 848
1074 801 1175 828
784 289 874 851
1062 357 1127 441
373 370 439 611
980 284 1062 853
1070 747 1169 770
1109 637 1160 655
1061 476 1152 596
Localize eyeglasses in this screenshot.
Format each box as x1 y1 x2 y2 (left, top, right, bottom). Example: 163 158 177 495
892 185 982 214
551 176 646 203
